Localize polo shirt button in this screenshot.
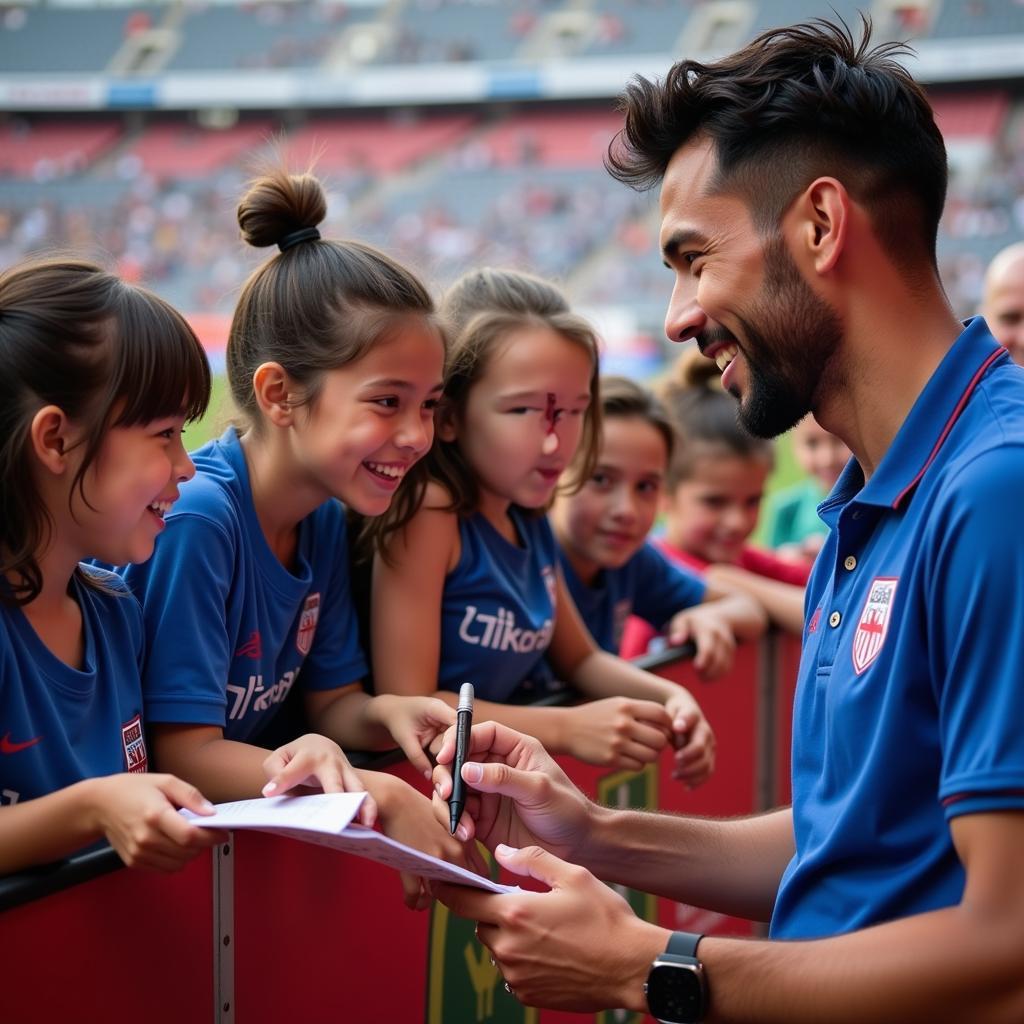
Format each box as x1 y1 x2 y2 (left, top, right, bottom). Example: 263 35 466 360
829 611 842 628
844 555 857 571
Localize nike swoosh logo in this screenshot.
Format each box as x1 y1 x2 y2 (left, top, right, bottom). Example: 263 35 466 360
0 732 41 755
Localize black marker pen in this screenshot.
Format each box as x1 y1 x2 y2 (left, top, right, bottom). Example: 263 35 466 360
449 682 474 836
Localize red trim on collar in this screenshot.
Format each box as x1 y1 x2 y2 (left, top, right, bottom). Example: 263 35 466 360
892 347 1007 510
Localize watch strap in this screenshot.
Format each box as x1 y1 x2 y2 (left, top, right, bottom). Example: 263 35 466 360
665 931 703 959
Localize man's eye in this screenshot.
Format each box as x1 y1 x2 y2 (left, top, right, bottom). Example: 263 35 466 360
373 397 399 409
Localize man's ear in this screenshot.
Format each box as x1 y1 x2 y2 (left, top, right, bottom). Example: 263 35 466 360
29 405 73 476
252 362 297 427
788 176 850 276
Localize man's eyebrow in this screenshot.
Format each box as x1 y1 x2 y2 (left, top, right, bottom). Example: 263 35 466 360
661 228 710 263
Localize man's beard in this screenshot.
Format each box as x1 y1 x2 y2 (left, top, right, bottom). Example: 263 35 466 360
731 236 844 439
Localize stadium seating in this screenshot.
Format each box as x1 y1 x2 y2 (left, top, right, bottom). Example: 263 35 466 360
0 2 1021 353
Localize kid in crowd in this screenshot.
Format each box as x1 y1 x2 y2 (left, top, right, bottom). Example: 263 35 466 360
548 375 766 667
621 347 808 652
121 170 472 904
0 257 226 875
761 413 849 561
369 268 716 784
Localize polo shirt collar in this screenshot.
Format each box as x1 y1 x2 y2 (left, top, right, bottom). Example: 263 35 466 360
819 317 1007 517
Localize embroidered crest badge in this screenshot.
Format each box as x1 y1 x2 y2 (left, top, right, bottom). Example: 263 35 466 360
296 592 321 656
541 565 557 608
852 577 898 675
121 714 148 774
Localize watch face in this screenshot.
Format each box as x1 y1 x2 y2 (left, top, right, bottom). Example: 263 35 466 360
646 962 704 1023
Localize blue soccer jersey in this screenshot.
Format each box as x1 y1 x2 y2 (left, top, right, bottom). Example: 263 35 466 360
558 540 706 653
0 567 149 808
123 428 367 745
439 508 558 702
771 319 1024 940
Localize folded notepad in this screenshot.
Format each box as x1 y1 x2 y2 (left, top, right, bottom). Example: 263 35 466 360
183 792 515 894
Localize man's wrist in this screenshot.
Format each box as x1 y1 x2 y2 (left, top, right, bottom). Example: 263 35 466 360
618 920 674 1013
578 801 627 874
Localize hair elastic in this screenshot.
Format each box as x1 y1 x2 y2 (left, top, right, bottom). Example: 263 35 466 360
278 226 321 252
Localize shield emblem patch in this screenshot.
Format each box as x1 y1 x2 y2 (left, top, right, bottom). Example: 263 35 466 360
852 576 898 675
296 592 321 656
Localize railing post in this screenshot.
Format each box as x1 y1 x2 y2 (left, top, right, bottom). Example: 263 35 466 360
756 633 779 814
213 836 235 1024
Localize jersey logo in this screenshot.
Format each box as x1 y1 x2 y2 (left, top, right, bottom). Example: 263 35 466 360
541 564 557 608
807 607 822 635
852 576 899 675
120 714 148 773
0 732 41 755
296 593 321 656
235 631 263 660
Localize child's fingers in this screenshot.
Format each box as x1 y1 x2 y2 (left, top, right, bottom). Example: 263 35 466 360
156 804 220 848
397 735 434 780
624 718 673 752
667 616 692 646
425 701 457 728
158 774 216 816
609 752 646 773
628 699 674 730
398 870 427 909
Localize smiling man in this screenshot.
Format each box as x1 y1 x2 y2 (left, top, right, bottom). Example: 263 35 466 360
431 17 1024 1024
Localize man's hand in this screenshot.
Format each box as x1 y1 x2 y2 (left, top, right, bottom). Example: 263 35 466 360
435 843 669 1012
431 720 594 861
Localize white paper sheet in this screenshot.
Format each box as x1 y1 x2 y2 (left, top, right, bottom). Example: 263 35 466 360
183 793 515 894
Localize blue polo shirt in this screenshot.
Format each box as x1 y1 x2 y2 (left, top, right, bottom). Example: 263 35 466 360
771 319 1024 940
557 541 706 653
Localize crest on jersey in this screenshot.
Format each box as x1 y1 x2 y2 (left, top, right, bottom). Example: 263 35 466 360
852 577 898 675
296 593 321 656
541 565 557 608
121 714 148 774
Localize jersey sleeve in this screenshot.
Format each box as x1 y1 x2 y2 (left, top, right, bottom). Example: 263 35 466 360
298 505 368 692
629 542 707 632
123 511 236 728
928 446 1024 819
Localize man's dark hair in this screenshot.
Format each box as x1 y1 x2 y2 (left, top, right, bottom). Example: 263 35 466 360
606 16 947 270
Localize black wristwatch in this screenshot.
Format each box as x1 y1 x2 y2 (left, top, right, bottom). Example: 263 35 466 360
644 931 707 1023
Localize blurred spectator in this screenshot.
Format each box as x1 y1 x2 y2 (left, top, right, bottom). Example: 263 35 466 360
981 241 1024 364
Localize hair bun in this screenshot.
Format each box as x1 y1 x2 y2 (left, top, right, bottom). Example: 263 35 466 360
659 342 723 400
237 168 327 250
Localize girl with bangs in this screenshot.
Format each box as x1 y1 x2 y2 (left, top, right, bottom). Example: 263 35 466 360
0 256 226 875
122 169 476 907
369 268 715 784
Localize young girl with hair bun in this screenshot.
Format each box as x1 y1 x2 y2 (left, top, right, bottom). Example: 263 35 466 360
370 268 716 785
620 347 809 655
122 169 472 903
0 256 226 874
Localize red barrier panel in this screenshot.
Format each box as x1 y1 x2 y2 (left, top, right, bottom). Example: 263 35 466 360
0 850 214 1023
0 634 803 1024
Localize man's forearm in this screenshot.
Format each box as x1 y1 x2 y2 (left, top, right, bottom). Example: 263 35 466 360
583 804 794 922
